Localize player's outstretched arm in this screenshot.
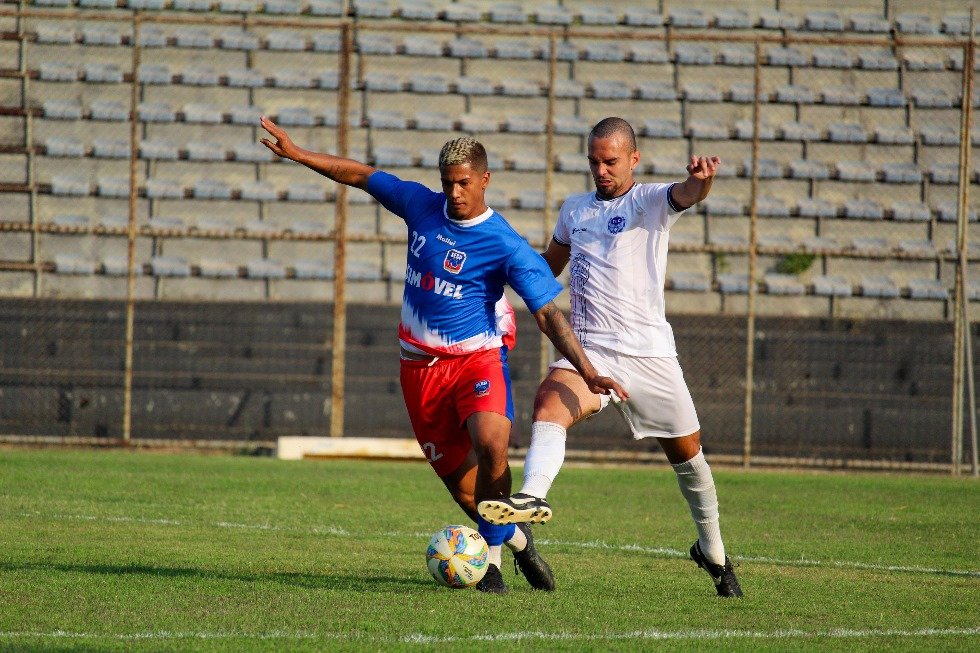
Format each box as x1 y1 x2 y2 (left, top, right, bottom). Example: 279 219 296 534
533 302 629 400
670 155 720 209
259 116 376 190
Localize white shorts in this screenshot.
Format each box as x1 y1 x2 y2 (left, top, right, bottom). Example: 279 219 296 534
551 343 700 440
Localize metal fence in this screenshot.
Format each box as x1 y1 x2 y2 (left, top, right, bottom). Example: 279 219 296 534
0 3 976 473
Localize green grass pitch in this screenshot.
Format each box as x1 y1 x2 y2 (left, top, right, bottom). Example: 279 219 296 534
0 449 977 651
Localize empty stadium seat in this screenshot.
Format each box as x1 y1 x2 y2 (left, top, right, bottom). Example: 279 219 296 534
246 259 287 279
845 200 885 220
97 177 130 198
151 256 192 277
54 253 98 275
717 273 750 294
240 181 278 201
797 199 837 218
145 178 183 199
860 275 900 298
892 201 932 222
294 259 334 280
193 179 233 200
199 259 241 278
812 274 853 297
836 161 876 182
764 273 806 295
670 272 709 292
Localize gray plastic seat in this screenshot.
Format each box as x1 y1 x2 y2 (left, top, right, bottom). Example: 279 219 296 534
39 62 78 82
796 197 837 219
812 274 852 297
220 30 260 50
643 119 683 138
151 256 192 278
138 64 172 85
670 272 710 292
140 138 181 160
373 146 413 167
908 279 949 300
233 143 275 163
89 100 127 122
92 138 130 159
193 179 233 199
42 99 83 119
240 181 278 201
145 178 184 199
717 273 750 294
182 66 220 86
286 183 327 202
860 275 900 298
367 109 408 129
675 44 714 65
247 259 287 279
97 176 130 197
268 30 308 51
187 142 227 162
226 68 267 88
183 103 223 123
506 115 545 134
827 122 868 143
845 199 885 220
892 201 932 221
174 27 214 48
790 159 830 180
55 254 98 275
764 273 806 295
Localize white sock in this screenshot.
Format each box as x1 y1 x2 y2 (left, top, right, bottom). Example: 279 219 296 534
520 421 567 498
672 448 726 566
488 544 502 568
504 526 527 553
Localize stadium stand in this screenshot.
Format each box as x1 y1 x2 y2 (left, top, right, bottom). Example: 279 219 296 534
0 0 974 315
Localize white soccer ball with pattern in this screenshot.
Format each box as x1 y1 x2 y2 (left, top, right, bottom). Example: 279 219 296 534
426 524 489 588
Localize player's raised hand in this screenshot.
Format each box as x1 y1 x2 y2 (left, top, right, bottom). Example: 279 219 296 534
259 116 297 160
686 155 721 180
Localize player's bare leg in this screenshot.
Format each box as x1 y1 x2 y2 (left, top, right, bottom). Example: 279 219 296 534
438 450 479 521
660 432 742 597
478 368 600 525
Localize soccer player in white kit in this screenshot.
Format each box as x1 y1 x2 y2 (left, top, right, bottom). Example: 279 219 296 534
478 117 743 597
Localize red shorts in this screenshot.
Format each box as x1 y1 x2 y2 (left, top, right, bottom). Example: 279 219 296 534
400 347 513 477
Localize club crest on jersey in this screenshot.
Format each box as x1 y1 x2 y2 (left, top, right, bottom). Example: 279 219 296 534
607 215 627 234
443 249 467 274
474 379 491 397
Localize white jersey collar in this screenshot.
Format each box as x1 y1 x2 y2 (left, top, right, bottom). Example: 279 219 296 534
443 202 493 227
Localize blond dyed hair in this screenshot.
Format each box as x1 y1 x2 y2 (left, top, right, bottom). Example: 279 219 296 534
438 137 488 172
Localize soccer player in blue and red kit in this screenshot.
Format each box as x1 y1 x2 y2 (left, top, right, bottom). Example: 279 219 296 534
260 117 627 593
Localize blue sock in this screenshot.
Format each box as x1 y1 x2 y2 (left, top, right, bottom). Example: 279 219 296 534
477 517 516 546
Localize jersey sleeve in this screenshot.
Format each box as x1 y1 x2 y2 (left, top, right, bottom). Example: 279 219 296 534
552 200 572 246
504 240 563 314
638 182 685 230
366 170 437 223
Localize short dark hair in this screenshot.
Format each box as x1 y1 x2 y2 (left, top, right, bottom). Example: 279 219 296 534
589 117 637 152
439 137 488 172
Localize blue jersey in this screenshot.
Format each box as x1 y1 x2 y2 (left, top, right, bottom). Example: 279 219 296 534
367 171 561 356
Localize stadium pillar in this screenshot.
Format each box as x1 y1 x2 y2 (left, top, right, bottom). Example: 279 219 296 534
121 12 144 444
330 22 354 438
741 39 763 468
952 18 977 476
539 30 559 380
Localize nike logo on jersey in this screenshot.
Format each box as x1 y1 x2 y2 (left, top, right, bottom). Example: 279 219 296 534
405 264 464 299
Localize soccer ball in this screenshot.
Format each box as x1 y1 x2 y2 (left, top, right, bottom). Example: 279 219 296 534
426 524 489 588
